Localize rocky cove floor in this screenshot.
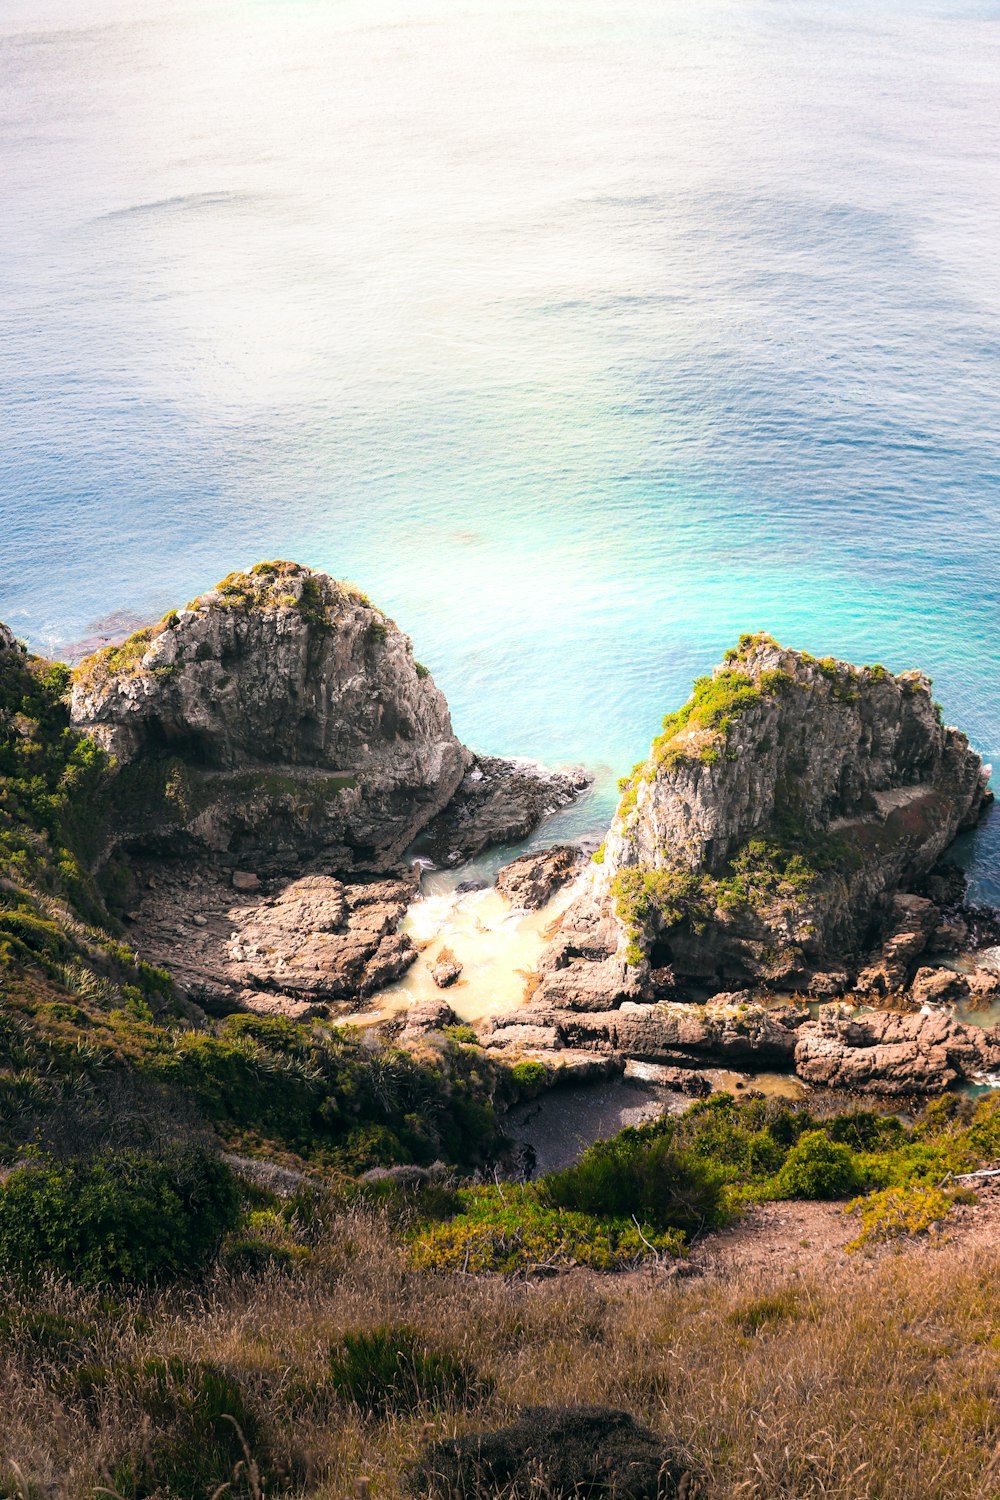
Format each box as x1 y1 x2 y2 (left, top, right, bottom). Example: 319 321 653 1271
123 833 1000 1175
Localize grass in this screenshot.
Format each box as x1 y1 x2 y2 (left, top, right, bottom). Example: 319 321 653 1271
6 1208 1000 1497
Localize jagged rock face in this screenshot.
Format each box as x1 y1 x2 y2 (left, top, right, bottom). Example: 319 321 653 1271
0 622 19 654
70 562 471 869
595 636 990 984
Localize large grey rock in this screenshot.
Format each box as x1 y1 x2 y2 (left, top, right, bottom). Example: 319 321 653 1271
70 562 471 871
548 637 989 993
495 844 580 909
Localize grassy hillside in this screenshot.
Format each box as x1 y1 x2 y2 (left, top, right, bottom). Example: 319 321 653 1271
6 635 1000 1499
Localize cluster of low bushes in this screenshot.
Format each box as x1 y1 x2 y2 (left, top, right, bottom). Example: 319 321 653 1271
408 1090 1000 1270
4 1089 997 1293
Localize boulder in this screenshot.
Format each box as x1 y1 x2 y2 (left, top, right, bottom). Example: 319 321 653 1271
412 1405 700 1499
908 966 970 1007
430 946 463 988
495 844 580 909
398 999 458 1039
791 1009 1000 1094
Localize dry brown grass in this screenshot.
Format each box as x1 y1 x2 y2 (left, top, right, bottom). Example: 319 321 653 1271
4 1209 1000 1499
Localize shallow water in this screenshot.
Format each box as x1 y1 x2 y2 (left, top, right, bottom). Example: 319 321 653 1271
361 873 577 1023
2 0 999 898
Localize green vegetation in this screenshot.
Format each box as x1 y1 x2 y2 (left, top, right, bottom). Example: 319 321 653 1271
77 1355 276 1500
774 1130 863 1199
611 811 861 964
328 1325 490 1414
510 1059 547 1093
612 652 796 834
409 1184 684 1272
541 1127 728 1236
0 1147 241 1285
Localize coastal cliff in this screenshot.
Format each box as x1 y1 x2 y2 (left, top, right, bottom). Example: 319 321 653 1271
70 561 471 872
577 634 988 994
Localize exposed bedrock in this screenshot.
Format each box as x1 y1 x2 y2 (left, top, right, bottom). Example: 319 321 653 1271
534 634 990 1008
481 997 1000 1096
69 562 588 875
125 863 418 1017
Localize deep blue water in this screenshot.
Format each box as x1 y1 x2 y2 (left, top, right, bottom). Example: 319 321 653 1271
1 0 998 897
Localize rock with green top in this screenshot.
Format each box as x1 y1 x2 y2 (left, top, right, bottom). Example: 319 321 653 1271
540 635 989 995
70 561 471 871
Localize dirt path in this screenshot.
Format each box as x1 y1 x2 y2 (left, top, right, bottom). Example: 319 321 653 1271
687 1174 1000 1279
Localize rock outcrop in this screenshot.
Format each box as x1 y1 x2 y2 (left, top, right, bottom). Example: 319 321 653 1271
495 844 581 910
71 562 470 872
481 995 1000 1095
417 757 591 867
125 862 417 1015
539 635 989 1004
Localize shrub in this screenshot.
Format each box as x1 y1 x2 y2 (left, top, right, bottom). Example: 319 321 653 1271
328 1325 489 1414
845 1184 957 1251
442 1023 479 1046
541 1126 729 1236
0 1147 241 1285
92 1356 273 1499
511 1060 547 1093
729 1289 802 1337
775 1130 862 1200
410 1187 683 1273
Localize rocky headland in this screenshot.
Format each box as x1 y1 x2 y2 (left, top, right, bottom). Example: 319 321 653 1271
479 634 998 1096
4 576 999 1102
15 561 586 1016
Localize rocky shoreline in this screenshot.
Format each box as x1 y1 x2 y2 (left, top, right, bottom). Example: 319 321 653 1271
5 563 999 1109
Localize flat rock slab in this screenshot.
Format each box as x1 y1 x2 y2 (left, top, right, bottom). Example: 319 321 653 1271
126 862 418 1014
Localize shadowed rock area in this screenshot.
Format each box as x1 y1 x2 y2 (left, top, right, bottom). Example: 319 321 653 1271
413 1405 700 1499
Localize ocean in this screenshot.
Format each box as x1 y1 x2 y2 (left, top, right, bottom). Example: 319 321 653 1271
1 0 998 897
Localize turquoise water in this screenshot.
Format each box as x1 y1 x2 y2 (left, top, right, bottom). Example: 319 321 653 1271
1 0 998 896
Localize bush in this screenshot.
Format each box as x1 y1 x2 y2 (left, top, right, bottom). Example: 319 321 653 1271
0 1146 241 1285
510 1060 547 1093
846 1184 957 1251
410 1186 683 1273
775 1130 862 1200
729 1290 802 1337
84 1356 274 1499
328 1325 489 1414
541 1126 729 1237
